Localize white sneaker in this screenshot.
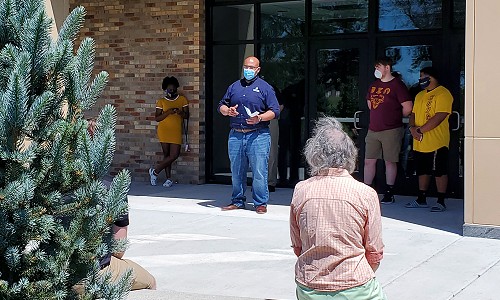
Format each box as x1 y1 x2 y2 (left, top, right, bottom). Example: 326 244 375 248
149 168 157 186
163 179 173 188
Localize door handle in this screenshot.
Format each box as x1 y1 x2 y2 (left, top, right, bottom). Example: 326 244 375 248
452 111 460 131
354 111 363 130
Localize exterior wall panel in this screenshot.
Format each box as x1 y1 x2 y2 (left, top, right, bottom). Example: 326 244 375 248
465 0 500 234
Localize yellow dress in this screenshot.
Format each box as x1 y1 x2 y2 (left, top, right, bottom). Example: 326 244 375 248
156 95 188 145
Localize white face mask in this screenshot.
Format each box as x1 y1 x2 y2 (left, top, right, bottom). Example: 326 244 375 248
374 69 383 79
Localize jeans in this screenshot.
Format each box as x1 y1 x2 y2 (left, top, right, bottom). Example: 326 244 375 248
228 128 271 207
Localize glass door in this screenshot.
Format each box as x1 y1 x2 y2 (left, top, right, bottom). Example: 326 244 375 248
310 40 369 179
377 38 464 198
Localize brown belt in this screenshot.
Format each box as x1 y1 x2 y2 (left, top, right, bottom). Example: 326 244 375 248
233 128 258 133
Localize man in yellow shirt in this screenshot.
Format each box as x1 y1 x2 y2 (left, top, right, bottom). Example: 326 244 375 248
405 67 453 212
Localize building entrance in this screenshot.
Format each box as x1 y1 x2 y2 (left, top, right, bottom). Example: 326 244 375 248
207 0 465 198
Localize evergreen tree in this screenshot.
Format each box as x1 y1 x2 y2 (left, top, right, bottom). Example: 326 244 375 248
0 0 132 299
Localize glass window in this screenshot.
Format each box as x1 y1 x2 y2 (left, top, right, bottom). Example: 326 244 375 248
384 45 433 96
213 5 254 41
316 48 360 118
261 1 305 39
379 0 442 31
211 44 255 176
260 43 306 183
316 47 361 171
260 43 305 90
312 0 368 34
459 44 465 114
453 0 466 28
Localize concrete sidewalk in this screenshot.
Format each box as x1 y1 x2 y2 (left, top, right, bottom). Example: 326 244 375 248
125 182 500 300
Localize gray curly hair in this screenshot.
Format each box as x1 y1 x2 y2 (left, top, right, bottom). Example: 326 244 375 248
304 117 358 175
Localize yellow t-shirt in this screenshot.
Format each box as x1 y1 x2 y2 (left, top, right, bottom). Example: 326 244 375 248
412 86 453 153
156 95 188 144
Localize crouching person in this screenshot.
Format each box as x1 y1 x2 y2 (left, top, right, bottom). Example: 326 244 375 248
100 211 156 290
290 117 386 300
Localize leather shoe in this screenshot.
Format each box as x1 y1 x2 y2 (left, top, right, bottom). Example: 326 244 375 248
255 205 267 214
268 185 276 192
221 204 243 211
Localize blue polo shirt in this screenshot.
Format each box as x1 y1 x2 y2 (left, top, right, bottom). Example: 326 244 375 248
218 77 280 130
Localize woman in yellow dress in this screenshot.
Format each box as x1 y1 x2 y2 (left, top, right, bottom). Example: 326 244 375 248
149 76 189 187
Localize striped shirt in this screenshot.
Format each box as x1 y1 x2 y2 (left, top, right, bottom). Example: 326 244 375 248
290 168 384 291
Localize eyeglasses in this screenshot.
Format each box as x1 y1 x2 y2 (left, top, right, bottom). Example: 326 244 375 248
243 65 259 70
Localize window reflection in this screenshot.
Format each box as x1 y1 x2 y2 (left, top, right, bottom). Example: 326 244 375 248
213 5 254 41
384 45 432 95
453 0 466 28
212 44 255 176
261 1 305 39
312 0 368 34
316 48 360 118
261 43 306 183
316 48 361 171
379 0 442 31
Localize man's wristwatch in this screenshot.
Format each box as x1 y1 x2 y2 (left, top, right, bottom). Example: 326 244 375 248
258 115 262 122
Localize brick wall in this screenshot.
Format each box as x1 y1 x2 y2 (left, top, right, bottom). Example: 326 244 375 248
69 0 206 184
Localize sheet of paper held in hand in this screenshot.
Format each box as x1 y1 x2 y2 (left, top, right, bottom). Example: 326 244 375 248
244 106 259 117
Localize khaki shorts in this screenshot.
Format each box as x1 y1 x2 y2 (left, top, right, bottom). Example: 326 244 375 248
365 127 404 162
73 256 156 294
106 256 156 290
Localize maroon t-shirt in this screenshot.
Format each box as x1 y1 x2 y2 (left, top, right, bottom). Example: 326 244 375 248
366 78 411 131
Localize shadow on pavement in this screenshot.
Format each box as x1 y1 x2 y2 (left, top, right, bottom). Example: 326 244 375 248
380 196 464 235
128 181 464 235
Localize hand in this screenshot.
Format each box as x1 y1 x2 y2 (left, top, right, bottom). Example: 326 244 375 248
166 108 177 115
227 104 239 117
292 246 302 257
409 126 423 141
246 115 261 125
369 262 380 272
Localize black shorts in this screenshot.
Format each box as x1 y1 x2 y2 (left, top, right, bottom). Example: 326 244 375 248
414 147 449 177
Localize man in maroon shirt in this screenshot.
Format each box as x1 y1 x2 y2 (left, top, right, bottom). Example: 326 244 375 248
365 57 413 203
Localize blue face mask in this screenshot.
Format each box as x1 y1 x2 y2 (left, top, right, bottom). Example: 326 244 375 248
419 77 431 89
243 69 256 81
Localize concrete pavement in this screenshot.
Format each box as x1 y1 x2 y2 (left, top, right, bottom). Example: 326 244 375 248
124 182 500 300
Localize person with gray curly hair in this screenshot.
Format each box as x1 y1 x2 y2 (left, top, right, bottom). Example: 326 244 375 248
303 117 358 176
290 117 386 300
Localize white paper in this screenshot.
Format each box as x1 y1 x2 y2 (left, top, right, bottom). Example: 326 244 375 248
244 106 259 117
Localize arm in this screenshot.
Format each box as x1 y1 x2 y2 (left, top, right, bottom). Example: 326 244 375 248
367 100 371 110
179 105 189 119
408 113 422 141
246 86 280 124
246 110 276 125
401 100 413 117
219 104 239 117
155 107 176 122
418 112 450 133
218 85 237 117
364 189 384 272
112 224 127 259
419 91 453 133
290 187 303 257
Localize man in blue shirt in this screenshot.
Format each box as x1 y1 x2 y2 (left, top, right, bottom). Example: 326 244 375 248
218 56 281 214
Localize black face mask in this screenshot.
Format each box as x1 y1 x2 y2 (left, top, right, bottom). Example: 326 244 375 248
165 88 178 98
419 77 431 89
